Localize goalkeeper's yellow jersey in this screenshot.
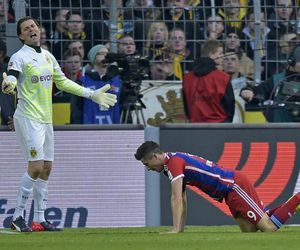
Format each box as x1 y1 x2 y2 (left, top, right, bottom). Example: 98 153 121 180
7 45 90 123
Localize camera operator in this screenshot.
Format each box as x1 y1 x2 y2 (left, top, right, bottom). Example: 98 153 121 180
104 36 150 124
70 44 122 124
240 46 300 122
117 35 137 55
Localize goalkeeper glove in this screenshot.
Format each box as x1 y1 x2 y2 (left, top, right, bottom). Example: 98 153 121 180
90 84 117 108
2 72 17 95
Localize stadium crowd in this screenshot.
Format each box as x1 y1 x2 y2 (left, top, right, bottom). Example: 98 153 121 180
2 0 300 124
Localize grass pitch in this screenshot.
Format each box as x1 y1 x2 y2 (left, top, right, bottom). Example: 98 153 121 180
1 226 300 250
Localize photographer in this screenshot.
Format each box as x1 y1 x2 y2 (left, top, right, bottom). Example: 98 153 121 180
240 46 300 122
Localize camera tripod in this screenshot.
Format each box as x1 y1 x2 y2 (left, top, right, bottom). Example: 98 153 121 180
120 100 146 126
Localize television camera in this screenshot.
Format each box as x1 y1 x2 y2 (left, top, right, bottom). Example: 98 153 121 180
102 53 150 124
246 79 300 122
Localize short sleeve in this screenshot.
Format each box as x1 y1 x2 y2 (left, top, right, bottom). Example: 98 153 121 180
166 156 185 183
7 53 23 73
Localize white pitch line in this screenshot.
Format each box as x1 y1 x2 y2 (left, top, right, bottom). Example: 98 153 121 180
0 230 20 234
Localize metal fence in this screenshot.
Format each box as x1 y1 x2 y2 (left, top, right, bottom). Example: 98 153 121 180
3 0 300 83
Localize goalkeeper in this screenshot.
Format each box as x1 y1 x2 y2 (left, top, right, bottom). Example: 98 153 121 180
2 16 117 232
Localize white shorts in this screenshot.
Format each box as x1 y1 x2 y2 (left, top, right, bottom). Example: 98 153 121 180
14 114 54 161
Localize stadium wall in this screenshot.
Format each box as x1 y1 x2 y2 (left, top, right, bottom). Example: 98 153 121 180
0 125 146 229
1 124 300 228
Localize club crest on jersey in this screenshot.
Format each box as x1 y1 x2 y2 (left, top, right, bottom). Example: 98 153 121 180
30 147 37 158
31 75 39 84
45 55 51 64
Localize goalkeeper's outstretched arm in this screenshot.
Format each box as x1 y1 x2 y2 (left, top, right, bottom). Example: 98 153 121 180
51 51 117 108
54 72 117 108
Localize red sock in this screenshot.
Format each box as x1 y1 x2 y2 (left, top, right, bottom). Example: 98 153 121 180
270 193 300 228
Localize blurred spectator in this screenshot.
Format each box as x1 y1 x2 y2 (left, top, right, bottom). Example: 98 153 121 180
40 25 51 52
242 9 271 80
65 11 88 40
51 8 69 43
62 10 91 61
51 8 69 60
267 30 298 76
150 55 179 80
145 22 169 58
268 0 296 62
53 48 83 97
167 28 193 80
201 14 226 41
66 40 85 60
93 0 133 45
224 27 254 79
0 0 5 35
0 38 15 128
223 50 249 123
0 37 8 63
182 39 235 123
65 40 91 75
125 0 161 53
268 0 295 43
118 34 137 55
240 46 300 122
62 48 83 82
218 0 248 29
7 0 14 22
242 10 271 60
292 7 300 34
41 43 50 51
163 0 202 59
70 44 122 124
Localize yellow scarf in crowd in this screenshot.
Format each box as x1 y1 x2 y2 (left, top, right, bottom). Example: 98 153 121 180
218 0 248 29
172 53 185 80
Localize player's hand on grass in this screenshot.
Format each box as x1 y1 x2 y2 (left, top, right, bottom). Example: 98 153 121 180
2 72 17 95
90 84 117 108
159 229 183 235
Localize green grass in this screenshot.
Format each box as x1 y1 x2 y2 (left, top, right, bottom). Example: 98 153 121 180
1 226 300 250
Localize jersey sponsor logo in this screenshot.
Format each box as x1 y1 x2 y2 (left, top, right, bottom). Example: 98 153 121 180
30 147 37 158
40 75 52 82
187 142 297 217
31 75 39 84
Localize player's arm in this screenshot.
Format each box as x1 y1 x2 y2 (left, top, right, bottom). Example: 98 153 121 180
180 189 187 232
168 177 186 234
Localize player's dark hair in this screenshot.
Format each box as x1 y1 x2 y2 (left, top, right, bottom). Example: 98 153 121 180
17 16 40 43
134 141 162 161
